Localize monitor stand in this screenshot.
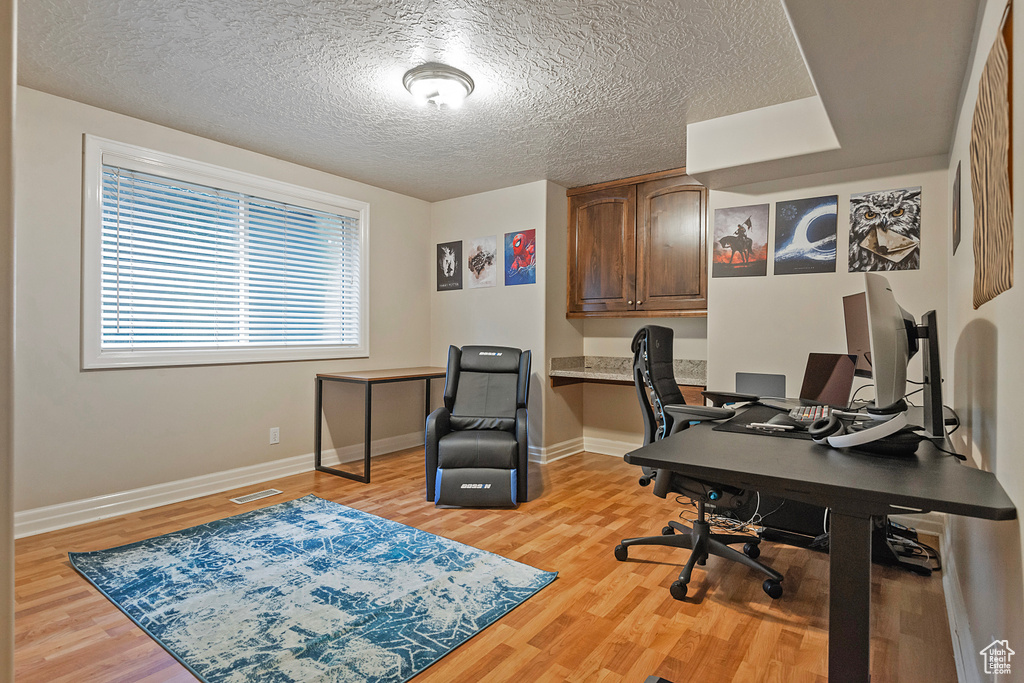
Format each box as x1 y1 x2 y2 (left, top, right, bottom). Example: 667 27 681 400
917 310 944 439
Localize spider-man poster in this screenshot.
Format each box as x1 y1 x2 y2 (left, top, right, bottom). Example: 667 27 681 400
504 230 536 286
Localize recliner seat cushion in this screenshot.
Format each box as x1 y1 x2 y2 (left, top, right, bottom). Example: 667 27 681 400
437 430 518 469
449 416 515 431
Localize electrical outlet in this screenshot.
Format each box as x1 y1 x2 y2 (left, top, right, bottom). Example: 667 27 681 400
269 427 280 445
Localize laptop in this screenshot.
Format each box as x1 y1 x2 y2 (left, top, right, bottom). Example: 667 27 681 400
758 352 859 411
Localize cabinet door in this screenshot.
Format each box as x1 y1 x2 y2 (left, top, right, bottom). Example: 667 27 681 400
567 185 637 314
636 177 707 311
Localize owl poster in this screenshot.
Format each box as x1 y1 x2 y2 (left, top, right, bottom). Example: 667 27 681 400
504 230 536 286
774 195 838 275
848 187 922 272
436 240 462 291
712 204 769 277
466 235 497 289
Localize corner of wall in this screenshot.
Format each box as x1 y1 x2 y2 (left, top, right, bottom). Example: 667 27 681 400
1 0 14 676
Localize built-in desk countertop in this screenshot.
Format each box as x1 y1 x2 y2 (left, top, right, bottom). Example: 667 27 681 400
549 356 706 403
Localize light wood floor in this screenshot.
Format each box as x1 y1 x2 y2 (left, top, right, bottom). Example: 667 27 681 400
15 449 955 682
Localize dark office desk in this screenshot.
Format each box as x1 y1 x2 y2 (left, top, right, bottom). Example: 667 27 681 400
315 367 446 483
624 416 1016 683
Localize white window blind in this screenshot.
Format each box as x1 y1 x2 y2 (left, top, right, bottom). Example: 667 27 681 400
83 136 369 368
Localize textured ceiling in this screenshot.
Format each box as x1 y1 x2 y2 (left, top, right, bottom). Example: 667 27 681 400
19 0 815 201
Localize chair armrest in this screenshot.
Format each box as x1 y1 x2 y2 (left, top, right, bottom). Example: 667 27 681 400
663 404 735 422
425 407 451 502
701 390 759 407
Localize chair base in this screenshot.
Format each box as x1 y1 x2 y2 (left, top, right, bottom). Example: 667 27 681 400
616 518 783 600
434 467 518 507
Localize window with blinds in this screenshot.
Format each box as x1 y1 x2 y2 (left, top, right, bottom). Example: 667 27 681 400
82 136 369 368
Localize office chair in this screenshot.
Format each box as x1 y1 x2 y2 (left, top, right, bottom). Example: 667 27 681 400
615 325 784 600
425 345 530 507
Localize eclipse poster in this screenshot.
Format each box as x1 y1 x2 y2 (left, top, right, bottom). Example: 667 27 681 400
504 230 536 286
773 195 838 275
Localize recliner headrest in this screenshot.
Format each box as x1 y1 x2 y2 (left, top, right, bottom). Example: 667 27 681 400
459 346 522 373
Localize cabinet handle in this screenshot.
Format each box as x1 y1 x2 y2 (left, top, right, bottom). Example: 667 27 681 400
637 300 643 305
628 300 633 305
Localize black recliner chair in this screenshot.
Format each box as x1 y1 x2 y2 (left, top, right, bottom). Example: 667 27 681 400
615 325 784 600
425 345 530 507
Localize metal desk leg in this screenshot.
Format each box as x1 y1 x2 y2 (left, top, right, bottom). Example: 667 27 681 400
424 377 433 420
362 382 372 483
315 378 371 483
315 377 324 470
828 511 873 683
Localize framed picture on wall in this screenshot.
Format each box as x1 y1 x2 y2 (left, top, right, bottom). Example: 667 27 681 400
466 236 497 289
436 240 463 291
504 230 536 286
774 195 838 275
848 187 921 272
953 161 962 255
712 204 769 278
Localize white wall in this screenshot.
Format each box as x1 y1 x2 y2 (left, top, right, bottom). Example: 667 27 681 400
429 180 583 457
542 182 584 452
579 156 949 454
13 88 433 511
0 0 14 676
943 0 1024 677
707 157 949 396
580 317 708 455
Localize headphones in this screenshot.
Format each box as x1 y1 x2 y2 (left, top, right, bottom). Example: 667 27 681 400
808 399 918 454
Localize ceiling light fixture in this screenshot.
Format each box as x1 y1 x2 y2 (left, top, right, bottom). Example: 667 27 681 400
403 63 474 109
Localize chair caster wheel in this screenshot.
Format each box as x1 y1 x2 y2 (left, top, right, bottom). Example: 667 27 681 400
670 580 688 600
661 525 675 535
743 542 760 559
614 544 628 561
763 579 783 599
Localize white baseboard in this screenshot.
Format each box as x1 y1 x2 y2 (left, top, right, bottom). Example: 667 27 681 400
529 437 584 464
15 431 423 539
943 524 981 683
320 432 424 466
582 436 641 458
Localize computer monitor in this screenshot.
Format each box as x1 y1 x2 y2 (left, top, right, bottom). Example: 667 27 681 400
860 273 944 437
864 274 917 407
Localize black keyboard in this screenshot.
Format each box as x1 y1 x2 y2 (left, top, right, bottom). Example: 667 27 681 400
788 405 831 426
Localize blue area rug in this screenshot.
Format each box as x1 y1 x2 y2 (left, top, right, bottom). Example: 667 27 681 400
70 495 556 682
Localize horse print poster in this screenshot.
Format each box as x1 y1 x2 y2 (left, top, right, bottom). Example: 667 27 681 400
466 235 497 289
848 187 921 272
436 240 463 291
774 195 838 275
504 230 536 286
712 204 769 277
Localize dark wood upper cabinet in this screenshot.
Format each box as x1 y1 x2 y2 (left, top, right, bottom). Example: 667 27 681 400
567 169 707 318
567 185 636 314
636 176 707 312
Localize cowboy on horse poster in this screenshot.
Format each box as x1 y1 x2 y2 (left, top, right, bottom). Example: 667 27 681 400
713 204 769 277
